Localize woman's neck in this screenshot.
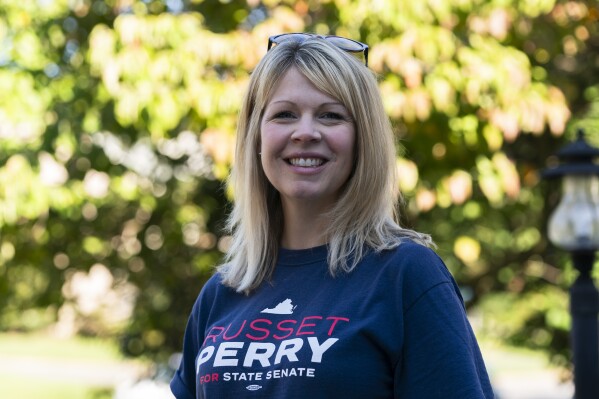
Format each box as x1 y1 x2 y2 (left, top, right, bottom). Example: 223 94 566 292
280 200 333 249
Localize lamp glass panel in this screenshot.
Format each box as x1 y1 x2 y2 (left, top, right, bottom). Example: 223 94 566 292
548 175 599 250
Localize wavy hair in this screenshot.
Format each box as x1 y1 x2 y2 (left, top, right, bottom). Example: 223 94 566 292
218 38 433 293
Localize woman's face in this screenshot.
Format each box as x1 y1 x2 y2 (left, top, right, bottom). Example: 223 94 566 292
260 67 356 212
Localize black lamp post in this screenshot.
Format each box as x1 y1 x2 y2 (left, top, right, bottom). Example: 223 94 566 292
542 128 599 399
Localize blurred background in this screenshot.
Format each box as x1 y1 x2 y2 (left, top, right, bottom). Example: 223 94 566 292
0 0 598 398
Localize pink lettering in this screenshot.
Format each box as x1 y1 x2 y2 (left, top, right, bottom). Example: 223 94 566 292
203 316 350 344
223 321 247 340
273 319 296 340
326 316 350 335
203 326 225 345
199 373 219 384
246 318 272 340
296 316 323 336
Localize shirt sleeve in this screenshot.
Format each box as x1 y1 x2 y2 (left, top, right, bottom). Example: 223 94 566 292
170 298 202 399
394 281 494 398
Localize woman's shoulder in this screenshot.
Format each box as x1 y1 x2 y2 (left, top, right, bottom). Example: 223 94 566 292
202 271 225 292
369 240 455 300
192 268 237 306
376 239 445 271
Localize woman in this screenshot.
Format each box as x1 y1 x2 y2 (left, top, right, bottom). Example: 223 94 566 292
171 33 494 399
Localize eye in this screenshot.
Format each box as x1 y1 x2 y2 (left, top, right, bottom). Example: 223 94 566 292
272 111 295 119
320 112 347 121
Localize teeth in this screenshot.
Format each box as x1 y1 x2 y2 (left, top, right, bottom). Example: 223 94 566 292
289 158 324 167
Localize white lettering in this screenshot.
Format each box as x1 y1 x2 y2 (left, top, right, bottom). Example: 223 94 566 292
250 372 263 380
265 367 316 379
223 371 264 381
214 342 244 367
243 342 276 367
206 337 338 368
307 337 338 363
196 346 215 373
274 338 303 364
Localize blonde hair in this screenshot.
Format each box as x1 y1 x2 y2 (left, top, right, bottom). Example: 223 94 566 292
219 38 433 293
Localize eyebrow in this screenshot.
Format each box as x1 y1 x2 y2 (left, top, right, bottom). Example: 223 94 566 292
268 100 346 107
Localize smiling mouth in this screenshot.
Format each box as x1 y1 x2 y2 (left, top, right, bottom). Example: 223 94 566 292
287 158 325 167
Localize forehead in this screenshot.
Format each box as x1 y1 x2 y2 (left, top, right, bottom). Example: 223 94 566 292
266 67 341 106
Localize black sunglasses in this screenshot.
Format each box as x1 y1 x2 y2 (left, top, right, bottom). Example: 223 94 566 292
267 33 369 67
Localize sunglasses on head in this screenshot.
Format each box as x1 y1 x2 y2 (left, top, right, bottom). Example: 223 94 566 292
267 33 369 67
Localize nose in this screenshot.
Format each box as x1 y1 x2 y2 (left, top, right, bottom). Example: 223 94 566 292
290 116 322 143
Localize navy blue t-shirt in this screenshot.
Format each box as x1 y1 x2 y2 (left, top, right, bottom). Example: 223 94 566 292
170 241 494 398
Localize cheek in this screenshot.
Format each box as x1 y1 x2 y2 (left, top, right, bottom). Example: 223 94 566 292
260 126 285 156
332 130 356 160
338 132 357 176
258 128 277 175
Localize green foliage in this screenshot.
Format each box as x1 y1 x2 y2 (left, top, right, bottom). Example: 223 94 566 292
0 0 597 365
0 376 112 399
0 332 123 399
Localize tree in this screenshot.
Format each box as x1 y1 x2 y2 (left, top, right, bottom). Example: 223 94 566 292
0 0 596 364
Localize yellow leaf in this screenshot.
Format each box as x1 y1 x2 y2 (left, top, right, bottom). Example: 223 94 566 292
454 236 481 264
